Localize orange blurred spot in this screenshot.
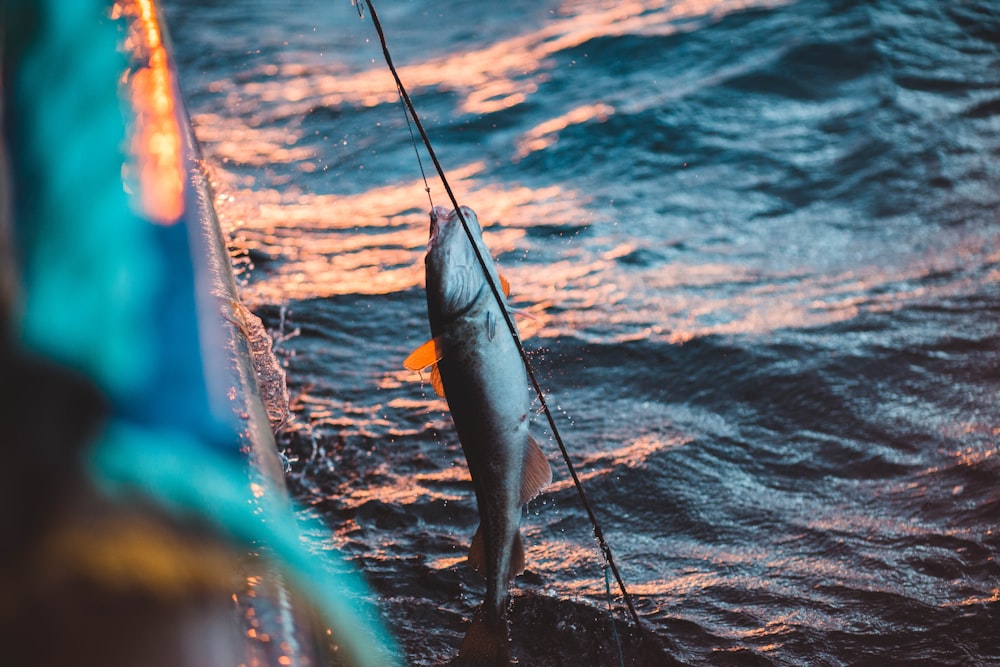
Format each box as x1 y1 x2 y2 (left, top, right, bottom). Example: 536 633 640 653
115 0 185 224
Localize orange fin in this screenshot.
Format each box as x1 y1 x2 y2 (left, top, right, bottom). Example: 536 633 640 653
430 363 446 398
519 434 553 504
403 336 443 371
499 272 511 298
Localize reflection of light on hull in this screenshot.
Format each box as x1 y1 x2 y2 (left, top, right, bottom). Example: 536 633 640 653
114 0 185 224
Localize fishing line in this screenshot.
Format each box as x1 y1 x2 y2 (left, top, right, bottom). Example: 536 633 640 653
397 87 434 209
353 1 432 207
359 0 645 634
605 565 627 667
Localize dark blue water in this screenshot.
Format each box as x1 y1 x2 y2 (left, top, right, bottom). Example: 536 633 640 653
161 0 1000 664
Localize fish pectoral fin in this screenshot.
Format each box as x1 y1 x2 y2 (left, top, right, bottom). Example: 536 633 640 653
519 433 553 505
403 336 444 371
430 363 446 398
404 337 447 398
468 525 486 577
487 310 497 341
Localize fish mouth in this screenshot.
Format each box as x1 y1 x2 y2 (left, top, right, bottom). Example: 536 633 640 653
428 205 453 251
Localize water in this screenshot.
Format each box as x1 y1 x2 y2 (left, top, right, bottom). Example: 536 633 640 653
160 0 1000 664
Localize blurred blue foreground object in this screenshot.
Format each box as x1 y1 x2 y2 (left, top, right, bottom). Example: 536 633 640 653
0 1 399 665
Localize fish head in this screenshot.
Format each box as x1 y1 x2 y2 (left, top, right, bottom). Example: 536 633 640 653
425 205 495 325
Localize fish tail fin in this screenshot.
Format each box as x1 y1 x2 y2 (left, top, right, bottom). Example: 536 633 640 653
457 607 512 666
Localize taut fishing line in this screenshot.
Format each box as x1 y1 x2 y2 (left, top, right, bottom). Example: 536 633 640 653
357 0 646 637
398 90 434 209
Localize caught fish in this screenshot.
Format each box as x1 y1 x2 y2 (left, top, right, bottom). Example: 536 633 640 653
405 205 552 665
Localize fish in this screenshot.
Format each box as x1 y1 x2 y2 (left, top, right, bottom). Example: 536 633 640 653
405 205 552 665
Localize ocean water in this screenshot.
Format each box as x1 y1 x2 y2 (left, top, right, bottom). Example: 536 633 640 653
160 0 1000 664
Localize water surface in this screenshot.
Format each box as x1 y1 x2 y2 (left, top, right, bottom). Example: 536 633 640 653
161 0 1000 664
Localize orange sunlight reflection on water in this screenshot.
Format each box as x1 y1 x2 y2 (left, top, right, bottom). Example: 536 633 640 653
534 233 1000 345
336 464 471 509
203 0 792 119
546 434 691 493
211 135 1000 344
208 159 595 304
191 0 997 346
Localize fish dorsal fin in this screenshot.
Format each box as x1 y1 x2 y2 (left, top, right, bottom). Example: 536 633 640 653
499 272 511 298
430 363 446 398
519 434 553 505
468 525 525 582
468 525 485 577
403 336 444 371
